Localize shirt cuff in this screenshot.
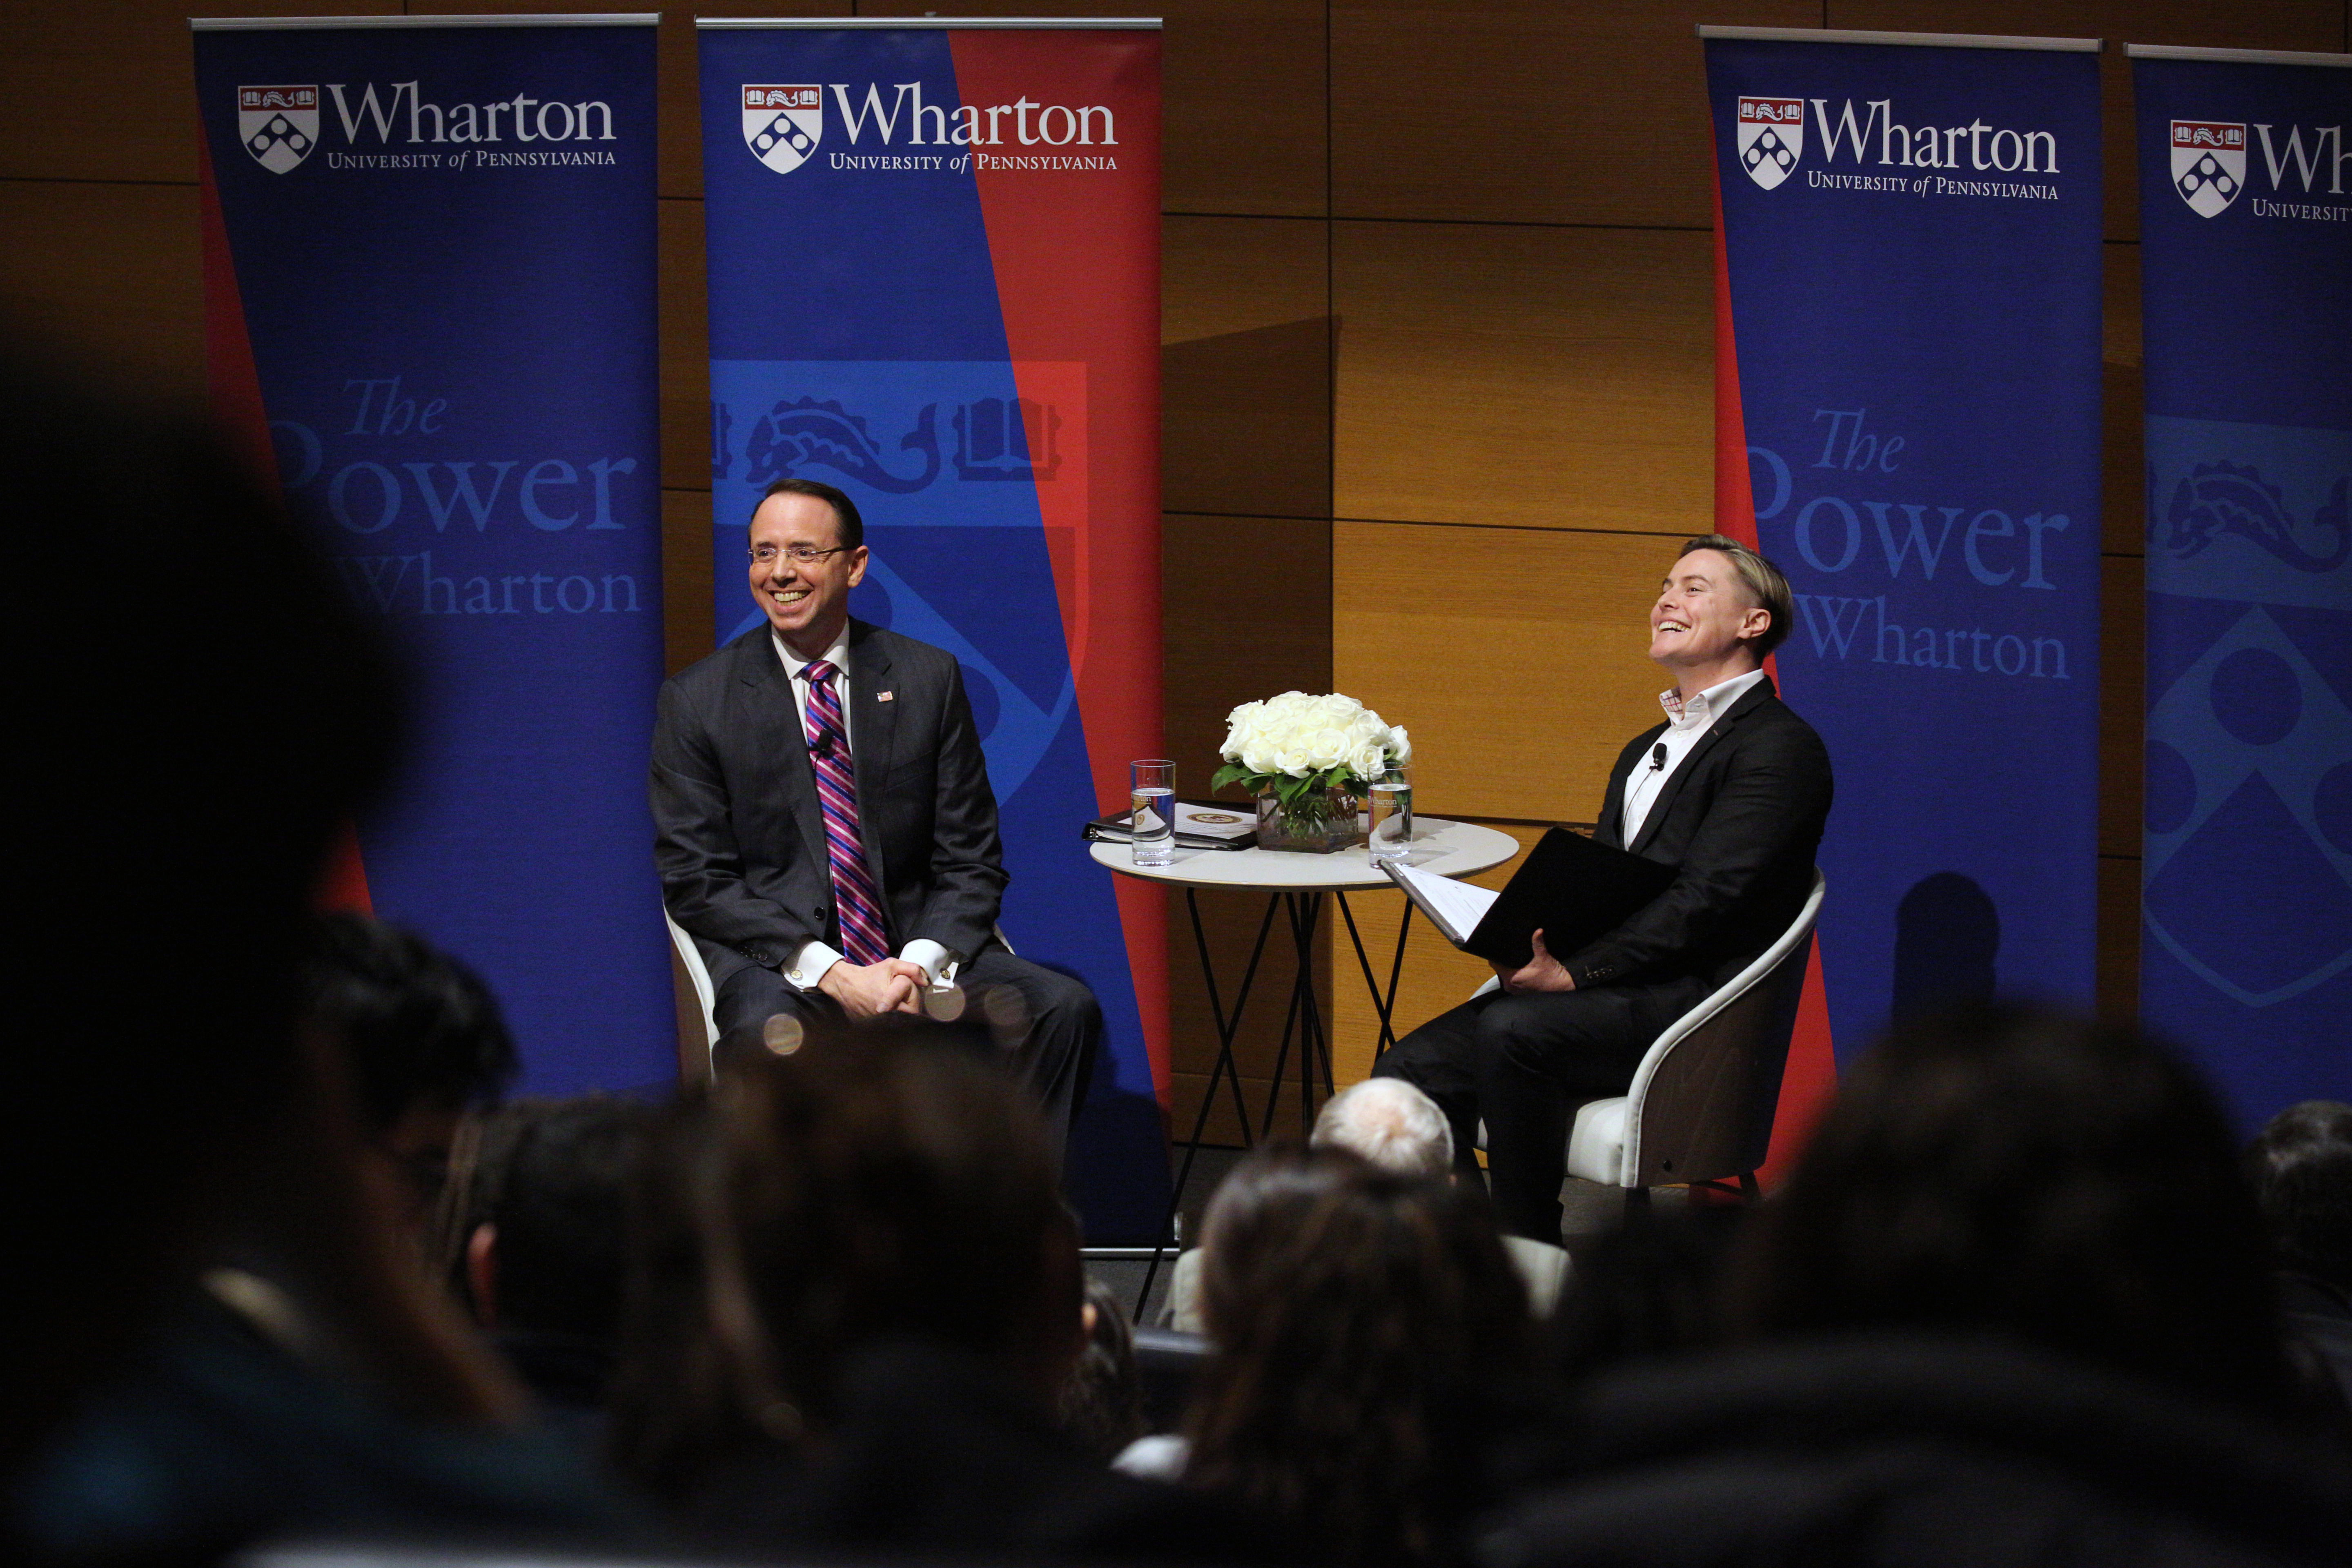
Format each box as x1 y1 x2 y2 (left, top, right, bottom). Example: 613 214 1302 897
900 938 955 987
784 941 845 990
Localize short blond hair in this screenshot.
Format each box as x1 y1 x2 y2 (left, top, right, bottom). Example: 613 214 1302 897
1679 534 1792 659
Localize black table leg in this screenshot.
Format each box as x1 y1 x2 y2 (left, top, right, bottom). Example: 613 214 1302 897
1139 886 1283 1319
1338 891 1416 1061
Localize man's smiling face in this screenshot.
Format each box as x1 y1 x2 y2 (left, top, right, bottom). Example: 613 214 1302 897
1649 548 1768 671
748 489 866 657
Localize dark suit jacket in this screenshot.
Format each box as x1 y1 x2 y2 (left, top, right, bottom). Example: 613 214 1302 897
650 620 1006 995
1568 675 1831 992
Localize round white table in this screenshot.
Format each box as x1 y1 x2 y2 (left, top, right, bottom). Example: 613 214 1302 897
1091 817 1520 1296
1087 815 1521 892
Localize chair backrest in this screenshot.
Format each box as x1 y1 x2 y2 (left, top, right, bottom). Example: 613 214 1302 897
664 909 721 1071
1619 870 1824 1187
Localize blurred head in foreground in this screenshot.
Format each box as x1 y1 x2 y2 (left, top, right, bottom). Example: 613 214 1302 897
1730 1004 2294 1414
460 1095 652 1412
1184 1149 1534 1564
303 912 518 1230
3 350 405 1475
2248 1100 2352 1293
610 1021 1082 1500
1058 1275 1147 1463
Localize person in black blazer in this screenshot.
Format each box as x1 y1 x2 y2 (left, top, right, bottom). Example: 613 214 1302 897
651 479 1097 1151
1376 535 1831 1240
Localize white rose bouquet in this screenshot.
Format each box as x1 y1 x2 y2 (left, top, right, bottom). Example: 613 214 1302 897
1212 690 1411 828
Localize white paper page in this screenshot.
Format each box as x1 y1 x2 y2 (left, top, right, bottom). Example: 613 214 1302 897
1387 862 1500 946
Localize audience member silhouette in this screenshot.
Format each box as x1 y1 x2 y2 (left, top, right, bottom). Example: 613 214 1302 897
461 1096 653 1421
2 350 400 1491
1059 1275 1151 1463
302 912 519 1236
607 1022 1266 1560
1485 1007 2352 1568
2248 1100 2352 1410
3 352 626 1562
1165 1078 1570 1331
1177 1149 1538 1565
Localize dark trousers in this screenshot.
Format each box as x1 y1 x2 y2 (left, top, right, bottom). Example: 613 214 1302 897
1375 978 1699 1241
711 944 1100 1161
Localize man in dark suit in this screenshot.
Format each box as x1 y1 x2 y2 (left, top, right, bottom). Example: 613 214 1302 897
1376 534 1831 1240
650 478 1098 1152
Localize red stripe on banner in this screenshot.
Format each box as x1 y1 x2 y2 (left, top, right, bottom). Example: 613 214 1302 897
953 29 1171 1104
196 127 278 501
316 823 373 915
203 125 374 918
1711 140 1835 1187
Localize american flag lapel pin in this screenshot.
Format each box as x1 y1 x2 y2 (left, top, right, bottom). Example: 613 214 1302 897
877 690 895 702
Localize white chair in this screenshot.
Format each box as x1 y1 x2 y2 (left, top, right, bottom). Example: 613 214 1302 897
1475 871 1824 1203
665 909 721 1074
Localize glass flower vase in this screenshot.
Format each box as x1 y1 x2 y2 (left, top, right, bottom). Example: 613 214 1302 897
1254 785 1365 853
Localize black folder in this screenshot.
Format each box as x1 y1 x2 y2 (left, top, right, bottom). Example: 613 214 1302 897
1388 826 1677 971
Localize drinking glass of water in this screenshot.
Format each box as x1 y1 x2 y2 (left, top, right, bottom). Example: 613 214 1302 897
1131 759 1176 866
1368 770 1413 863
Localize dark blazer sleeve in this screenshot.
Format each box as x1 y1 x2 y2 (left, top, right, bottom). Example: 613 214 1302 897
1564 705 1830 989
650 669 810 969
906 657 1007 958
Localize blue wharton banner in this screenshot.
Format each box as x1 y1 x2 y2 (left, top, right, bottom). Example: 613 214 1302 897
194 18 671 1095
699 23 1169 1241
2134 47 2352 1122
1705 31 2105 1057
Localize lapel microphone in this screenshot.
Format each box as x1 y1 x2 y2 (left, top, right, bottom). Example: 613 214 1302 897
1649 742 1668 772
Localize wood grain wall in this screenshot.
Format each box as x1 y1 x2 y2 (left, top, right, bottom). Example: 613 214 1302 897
6 1 2345 1131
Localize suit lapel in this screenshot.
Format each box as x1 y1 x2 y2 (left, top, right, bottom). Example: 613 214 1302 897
1630 676 1775 857
846 623 899 903
737 630 827 871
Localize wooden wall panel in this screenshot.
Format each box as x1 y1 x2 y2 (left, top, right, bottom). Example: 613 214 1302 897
2097 849 2142 1019
658 196 711 495
0 0 400 185
1334 521 1676 824
1164 511 1332 795
1328 821 1532 1086
2099 552 2145 860
660 486 718 677
1163 215 1330 520
1161 508 1334 1140
1164 214 1328 345
865 0 1330 217
1334 221 1715 534
2103 240 2145 558
1827 1 2349 241
661 488 718 1067
0 181 203 396
1330 0 1821 227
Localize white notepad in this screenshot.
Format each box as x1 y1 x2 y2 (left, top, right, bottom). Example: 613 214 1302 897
1384 860 1501 947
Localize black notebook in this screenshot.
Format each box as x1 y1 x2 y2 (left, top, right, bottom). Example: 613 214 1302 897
1382 827 1677 970
1080 798 1258 852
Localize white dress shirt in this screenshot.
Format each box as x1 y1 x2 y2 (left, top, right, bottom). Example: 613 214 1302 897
1617 667 1768 847
771 630 953 991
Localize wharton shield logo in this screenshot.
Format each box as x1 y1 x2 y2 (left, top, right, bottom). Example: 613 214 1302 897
2171 120 2247 218
1736 96 1805 189
743 85 822 174
238 85 318 174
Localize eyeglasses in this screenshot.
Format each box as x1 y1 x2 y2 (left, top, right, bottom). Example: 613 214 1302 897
749 543 852 566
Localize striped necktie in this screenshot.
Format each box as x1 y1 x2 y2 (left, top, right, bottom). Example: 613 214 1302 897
800 659 889 967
